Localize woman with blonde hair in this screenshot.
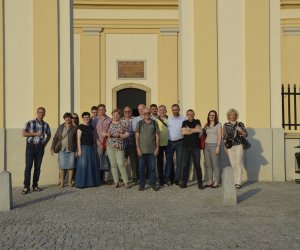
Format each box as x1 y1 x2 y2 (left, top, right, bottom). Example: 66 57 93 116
103 109 130 188
203 110 222 188
223 108 248 189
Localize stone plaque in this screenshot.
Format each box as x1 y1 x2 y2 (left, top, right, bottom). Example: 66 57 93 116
117 60 145 79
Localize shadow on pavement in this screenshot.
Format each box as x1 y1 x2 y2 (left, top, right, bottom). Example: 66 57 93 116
237 188 261 204
14 191 75 209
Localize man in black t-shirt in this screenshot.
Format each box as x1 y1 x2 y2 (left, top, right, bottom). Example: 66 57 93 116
180 109 204 189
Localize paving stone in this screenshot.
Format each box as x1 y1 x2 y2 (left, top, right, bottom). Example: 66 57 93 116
0 182 299 249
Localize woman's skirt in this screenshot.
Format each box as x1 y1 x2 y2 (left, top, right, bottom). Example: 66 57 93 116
75 145 101 188
59 151 75 169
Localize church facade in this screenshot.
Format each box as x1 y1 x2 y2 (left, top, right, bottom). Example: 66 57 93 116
0 0 299 186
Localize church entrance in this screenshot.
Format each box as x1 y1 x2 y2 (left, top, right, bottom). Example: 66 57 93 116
117 88 146 116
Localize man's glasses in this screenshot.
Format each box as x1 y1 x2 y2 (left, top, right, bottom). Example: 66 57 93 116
124 111 131 113
72 117 78 119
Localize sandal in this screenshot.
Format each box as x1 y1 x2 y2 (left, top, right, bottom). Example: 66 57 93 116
235 184 241 190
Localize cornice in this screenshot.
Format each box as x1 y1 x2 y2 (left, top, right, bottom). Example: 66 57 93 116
74 0 178 9
281 0 300 9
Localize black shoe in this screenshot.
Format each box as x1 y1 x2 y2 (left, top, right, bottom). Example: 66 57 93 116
150 185 158 191
138 186 145 191
198 183 204 190
21 187 30 195
174 181 179 186
180 184 187 189
33 186 43 192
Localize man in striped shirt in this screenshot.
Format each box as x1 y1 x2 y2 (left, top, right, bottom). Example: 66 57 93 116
21 107 51 195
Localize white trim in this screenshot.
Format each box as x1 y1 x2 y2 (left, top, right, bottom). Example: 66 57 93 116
179 0 195 113
160 27 179 36
283 27 300 36
83 27 103 35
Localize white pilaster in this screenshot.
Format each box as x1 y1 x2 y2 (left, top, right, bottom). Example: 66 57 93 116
59 0 73 122
270 0 282 128
179 0 195 113
4 0 33 128
74 33 80 114
217 0 246 123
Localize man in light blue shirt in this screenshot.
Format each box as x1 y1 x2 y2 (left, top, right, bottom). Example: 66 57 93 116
165 104 186 186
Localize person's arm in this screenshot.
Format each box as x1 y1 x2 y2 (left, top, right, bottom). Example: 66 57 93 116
215 124 222 155
50 128 59 155
43 126 51 147
120 131 129 139
135 132 142 156
154 133 159 156
77 129 82 157
22 122 41 137
236 122 247 137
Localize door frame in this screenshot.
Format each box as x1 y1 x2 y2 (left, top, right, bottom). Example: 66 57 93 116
112 83 151 109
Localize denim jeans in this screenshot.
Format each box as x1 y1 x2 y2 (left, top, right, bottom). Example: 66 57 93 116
138 153 156 187
181 146 203 186
24 143 45 188
165 139 183 183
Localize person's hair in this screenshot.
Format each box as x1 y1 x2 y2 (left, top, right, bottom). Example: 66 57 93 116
37 107 45 112
186 109 194 114
158 105 166 109
171 104 180 109
91 106 98 111
150 104 158 109
123 106 132 111
205 110 219 127
226 108 239 120
81 112 91 118
111 109 121 115
97 104 106 109
63 112 72 119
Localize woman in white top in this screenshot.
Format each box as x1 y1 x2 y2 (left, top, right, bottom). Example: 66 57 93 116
203 110 222 188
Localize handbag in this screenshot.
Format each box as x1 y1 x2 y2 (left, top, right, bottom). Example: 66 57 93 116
53 141 62 153
53 127 71 153
241 137 251 150
199 133 207 150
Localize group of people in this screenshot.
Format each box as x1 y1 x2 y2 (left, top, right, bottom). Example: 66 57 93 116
21 104 248 194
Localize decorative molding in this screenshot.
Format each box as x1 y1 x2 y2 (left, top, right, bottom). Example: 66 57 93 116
112 83 151 109
283 26 300 35
82 26 103 35
160 27 178 36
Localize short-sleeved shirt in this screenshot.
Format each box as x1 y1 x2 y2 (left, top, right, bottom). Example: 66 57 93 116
156 117 168 147
78 124 94 146
205 123 222 144
23 119 51 144
182 119 201 148
136 119 159 154
93 115 112 146
106 121 128 150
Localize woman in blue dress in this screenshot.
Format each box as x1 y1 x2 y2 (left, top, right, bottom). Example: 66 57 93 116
75 112 101 188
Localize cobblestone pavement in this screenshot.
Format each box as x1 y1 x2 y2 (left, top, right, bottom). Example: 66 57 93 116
0 182 300 250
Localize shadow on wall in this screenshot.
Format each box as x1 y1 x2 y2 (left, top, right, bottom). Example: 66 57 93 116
245 128 268 181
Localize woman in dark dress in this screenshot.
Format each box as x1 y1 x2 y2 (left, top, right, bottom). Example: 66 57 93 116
75 112 101 188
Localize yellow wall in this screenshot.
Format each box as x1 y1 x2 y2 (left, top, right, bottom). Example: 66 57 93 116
245 0 270 128
33 0 59 126
0 0 3 128
158 33 178 111
80 32 101 114
194 0 218 122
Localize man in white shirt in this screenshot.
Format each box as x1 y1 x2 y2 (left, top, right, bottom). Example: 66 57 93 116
165 104 186 186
